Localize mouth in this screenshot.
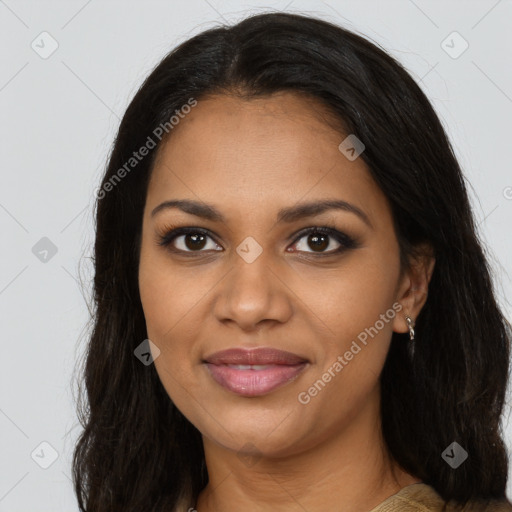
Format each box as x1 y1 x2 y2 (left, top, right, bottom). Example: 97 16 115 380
202 347 309 397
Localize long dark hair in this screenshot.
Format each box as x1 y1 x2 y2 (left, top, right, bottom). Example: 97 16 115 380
72 11 512 511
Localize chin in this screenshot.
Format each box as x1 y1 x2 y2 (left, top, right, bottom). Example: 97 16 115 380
199 408 306 456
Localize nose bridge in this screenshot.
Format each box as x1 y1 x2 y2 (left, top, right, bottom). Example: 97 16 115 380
213 240 292 329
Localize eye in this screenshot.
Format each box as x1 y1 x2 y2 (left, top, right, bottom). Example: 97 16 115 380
288 227 358 255
157 227 222 253
156 225 359 256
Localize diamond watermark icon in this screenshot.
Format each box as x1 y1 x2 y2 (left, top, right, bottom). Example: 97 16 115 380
441 441 468 468
338 134 365 161
31 441 59 469
236 236 263 263
32 237 58 263
237 442 262 468
441 31 469 59
134 339 161 365
31 31 59 59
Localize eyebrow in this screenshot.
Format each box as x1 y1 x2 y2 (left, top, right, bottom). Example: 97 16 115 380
151 199 373 228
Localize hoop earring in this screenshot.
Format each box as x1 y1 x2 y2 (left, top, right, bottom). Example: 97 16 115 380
405 315 415 341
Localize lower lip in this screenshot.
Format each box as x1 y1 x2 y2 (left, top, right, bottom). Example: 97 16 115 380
204 363 307 397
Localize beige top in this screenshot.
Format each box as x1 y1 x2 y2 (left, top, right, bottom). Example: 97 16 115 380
369 483 512 511
188 483 512 511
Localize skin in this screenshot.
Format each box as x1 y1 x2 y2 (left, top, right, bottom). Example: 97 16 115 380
138 91 436 512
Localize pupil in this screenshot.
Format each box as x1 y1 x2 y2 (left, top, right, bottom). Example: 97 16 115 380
185 233 206 250
309 233 328 252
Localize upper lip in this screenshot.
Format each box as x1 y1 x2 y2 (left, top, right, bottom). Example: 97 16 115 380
203 347 308 366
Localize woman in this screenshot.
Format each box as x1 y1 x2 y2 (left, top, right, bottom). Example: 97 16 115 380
72 11 512 512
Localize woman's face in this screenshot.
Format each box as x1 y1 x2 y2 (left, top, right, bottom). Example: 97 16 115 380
138 91 426 458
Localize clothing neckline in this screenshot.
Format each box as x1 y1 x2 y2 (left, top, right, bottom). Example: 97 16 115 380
368 482 431 511
192 482 430 512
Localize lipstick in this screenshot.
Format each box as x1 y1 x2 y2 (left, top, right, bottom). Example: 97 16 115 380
203 347 308 397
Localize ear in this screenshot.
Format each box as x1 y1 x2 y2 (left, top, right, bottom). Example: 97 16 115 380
392 243 436 334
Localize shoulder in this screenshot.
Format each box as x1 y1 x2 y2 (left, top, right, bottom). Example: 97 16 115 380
370 483 512 512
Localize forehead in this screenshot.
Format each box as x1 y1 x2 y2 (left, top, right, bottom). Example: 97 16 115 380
147 92 389 226
153 91 346 166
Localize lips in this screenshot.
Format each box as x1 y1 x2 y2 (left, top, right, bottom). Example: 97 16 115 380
204 347 307 366
203 347 308 397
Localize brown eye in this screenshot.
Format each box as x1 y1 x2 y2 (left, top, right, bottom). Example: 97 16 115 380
306 233 330 252
289 227 358 255
183 232 207 251
157 228 223 253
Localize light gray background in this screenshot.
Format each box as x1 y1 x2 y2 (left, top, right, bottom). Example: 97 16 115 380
1 0 511 509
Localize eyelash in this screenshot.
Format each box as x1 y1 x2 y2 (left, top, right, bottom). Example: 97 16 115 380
155 224 359 257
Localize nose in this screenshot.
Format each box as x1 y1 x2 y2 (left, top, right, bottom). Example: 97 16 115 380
212 249 293 332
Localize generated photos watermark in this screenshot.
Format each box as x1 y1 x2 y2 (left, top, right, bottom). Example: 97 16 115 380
96 97 197 199
297 301 403 404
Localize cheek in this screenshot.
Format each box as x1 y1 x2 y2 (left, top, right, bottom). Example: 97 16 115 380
139 248 204 342
298 250 401 376
138 247 215 415
300 253 399 333
138 255 204 408
292 271 400 432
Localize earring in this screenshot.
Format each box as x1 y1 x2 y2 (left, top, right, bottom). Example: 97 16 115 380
405 315 415 341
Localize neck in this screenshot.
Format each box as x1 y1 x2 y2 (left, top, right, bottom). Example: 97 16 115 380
194 387 420 512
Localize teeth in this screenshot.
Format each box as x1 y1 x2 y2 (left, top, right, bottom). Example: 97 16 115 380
227 364 272 370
